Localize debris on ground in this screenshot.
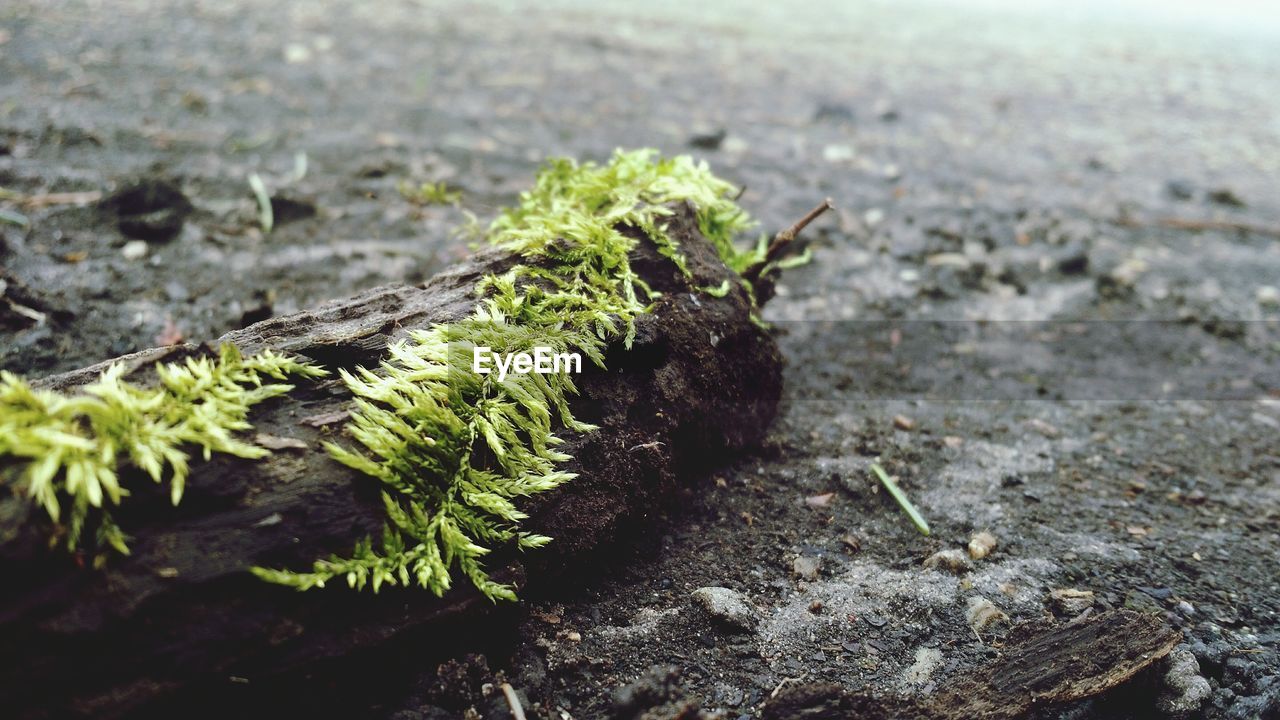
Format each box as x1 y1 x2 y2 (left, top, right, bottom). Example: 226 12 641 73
691 587 758 632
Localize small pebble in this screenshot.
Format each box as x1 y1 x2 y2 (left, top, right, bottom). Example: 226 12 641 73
1050 588 1095 615
692 586 758 631
1207 188 1246 207
1057 251 1090 275
822 144 856 163
923 549 971 574
1108 257 1147 287
967 530 998 560
688 128 727 150
792 556 822 581
121 240 148 260
1026 418 1060 438
1257 286 1279 307
967 597 1008 631
805 492 835 508
284 42 313 64
893 414 916 431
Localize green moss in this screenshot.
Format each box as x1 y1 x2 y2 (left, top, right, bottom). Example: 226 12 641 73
399 180 462 206
1 149 759 599
0 344 326 558
698 279 733 297
255 149 762 600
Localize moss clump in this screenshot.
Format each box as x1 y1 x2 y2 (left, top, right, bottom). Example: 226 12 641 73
0 344 326 559
253 149 761 600
399 180 462 206
1 149 761 599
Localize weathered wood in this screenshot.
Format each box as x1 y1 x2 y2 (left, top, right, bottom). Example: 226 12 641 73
761 610 1182 720
0 204 783 719
934 609 1181 718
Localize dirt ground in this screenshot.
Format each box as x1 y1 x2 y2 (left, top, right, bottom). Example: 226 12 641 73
2 0 1278 718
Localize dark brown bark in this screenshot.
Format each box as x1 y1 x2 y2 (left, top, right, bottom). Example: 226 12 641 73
0 203 783 719
761 610 1182 720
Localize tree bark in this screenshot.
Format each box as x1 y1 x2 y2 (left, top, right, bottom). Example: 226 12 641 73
761 610 1182 720
0 203 783 719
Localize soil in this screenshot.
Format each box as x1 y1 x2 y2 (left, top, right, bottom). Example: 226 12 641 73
0 206 785 720
2 1 1278 719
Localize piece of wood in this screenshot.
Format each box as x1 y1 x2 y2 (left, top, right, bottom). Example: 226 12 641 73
761 610 1182 720
0 203 783 719
931 610 1181 719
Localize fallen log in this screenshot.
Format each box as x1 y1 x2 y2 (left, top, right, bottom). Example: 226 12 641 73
0 201 785 719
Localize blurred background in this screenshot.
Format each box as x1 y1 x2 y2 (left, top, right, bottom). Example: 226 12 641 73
2 0 1277 374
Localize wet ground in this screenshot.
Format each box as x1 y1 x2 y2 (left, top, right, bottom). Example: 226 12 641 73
2 0 1278 718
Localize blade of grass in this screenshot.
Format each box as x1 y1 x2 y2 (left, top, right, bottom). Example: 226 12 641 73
248 173 273 234
871 462 930 536
0 208 30 228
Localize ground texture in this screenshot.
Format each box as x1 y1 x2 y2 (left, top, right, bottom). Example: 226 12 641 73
2 1 1278 718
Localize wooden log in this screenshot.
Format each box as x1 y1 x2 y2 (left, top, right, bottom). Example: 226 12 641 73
0 203 783 719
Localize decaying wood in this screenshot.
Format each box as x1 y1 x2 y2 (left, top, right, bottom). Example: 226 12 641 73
0 203 783 719
762 610 1182 720
932 609 1181 718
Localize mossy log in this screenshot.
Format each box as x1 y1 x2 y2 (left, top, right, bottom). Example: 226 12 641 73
0 203 783 719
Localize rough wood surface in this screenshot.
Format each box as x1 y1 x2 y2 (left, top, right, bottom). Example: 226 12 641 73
934 609 1182 718
761 610 1182 720
0 204 783 719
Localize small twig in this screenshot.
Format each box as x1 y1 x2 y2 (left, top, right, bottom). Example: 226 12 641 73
17 191 103 209
742 198 834 282
1113 216 1280 240
501 683 528 720
770 672 810 699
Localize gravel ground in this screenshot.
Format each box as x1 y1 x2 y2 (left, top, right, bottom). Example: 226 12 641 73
2 1 1278 718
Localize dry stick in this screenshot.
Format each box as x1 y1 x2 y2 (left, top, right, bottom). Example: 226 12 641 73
0 189 103 209
500 683 528 720
741 198 835 283
1114 216 1280 240
770 672 810 699
23 191 103 209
